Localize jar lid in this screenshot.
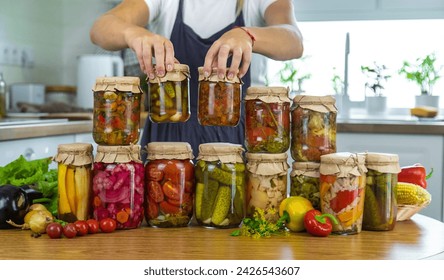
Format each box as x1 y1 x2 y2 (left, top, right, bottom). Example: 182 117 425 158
291 161 320 177
94 145 142 164
245 86 291 103
93 76 142 93
53 143 93 166
146 142 194 160
197 67 242 84
293 95 337 113
197 143 244 163
320 152 367 177
246 152 289 176
363 152 401 173
147 63 190 83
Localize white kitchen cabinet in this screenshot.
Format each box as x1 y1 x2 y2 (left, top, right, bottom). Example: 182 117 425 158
337 132 443 221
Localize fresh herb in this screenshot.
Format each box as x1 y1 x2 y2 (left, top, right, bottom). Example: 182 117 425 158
231 208 289 238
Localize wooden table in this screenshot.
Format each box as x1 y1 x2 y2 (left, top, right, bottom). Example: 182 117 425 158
1 215 443 260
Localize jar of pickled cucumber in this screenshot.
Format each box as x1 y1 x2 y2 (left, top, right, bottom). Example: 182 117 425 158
244 86 291 153
92 76 143 145
197 67 242 126
245 152 289 223
291 95 337 162
54 143 93 223
362 152 400 231
147 64 190 123
144 142 195 227
320 152 367 235
195 143 245 228
290 161 321 210
92 145 145 229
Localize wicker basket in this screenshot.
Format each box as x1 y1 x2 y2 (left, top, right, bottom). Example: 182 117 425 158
397 201 430 221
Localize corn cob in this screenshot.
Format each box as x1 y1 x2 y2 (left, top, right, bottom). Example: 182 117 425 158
396 182 431 205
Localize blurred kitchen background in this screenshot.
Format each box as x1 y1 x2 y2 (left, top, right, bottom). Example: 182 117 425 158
1 0 444 113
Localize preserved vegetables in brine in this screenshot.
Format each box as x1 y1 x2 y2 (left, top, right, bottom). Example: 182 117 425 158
290 162 320 210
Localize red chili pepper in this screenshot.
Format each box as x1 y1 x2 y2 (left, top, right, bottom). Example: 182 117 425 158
303 209 338 237
398 163 433 189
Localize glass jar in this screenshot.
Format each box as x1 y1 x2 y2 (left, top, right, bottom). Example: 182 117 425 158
244 86 291 153
195 143 246 228
290 162 321 210
320 152 367 235
291 95 337 162
92 76 142 145
245 152 289 223
147 64 190 123
92 145 145 229
54 143 93 222
197 67 242 126
362 152 400 231
144 142 195 227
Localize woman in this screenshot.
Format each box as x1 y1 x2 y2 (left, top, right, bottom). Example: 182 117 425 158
90 0 303 157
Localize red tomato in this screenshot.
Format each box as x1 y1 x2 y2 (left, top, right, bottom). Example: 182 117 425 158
100 218 117 233
146 164 164 182
162 181 181 200
167 193 191 207
329 189 360 213
146 197 159 220
159 201 181 214
63 223 77 239
163 161 181 183
182 161 195 181
184 181 194 193
86 219 100 234
74 220 89 236
148 181 164 203
46 222 63 239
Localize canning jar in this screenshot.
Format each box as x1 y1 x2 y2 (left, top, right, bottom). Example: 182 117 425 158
92 76 142 145
195 143 245 228
244 86 291 153
320 152 367 235
245 152 289 223
54 143 93 222
144 142 195 227
290 162 321 210
92 145 144 229
147 64 190 123
197 67 242 126
291 95 337 162
362 152 400 231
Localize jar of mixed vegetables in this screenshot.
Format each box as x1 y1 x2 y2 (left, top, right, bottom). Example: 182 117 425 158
362 152 400 231
197 67 242 127
244 86 291 153
291 95 337 162
92 145 145 229
144 142 195 227
195 143 246 228
92 76 143 145
290 161 321 210
147 64 190 123
54 143 93 223
320 152 367 235
245 152 289 223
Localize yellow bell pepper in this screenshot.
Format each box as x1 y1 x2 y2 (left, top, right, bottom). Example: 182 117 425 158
279 196 314 232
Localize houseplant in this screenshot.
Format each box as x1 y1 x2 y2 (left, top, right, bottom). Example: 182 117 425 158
278 59 311 98
361 62 391 114
398 53 442 107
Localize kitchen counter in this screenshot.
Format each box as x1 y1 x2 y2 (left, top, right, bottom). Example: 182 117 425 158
0 215 443 260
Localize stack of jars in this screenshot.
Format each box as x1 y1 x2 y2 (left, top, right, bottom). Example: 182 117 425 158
244 86 291 222
91 76 145 229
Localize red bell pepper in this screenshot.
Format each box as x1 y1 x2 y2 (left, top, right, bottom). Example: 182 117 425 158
397 163 433 189
303 209 338 237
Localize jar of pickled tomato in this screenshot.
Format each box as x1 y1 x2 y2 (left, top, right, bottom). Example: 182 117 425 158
362 152 400 231
244 86 291 153
144 142 195 227
147 64 190 123
54 143 93 223
197 67 242 126
291 95 337 162
92 76 142 145
320 152 367 235
92 145 145 229
290 161 321 210
245 152 289 223
195 143 246 228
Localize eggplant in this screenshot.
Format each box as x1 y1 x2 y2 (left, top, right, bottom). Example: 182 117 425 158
0 184 42 229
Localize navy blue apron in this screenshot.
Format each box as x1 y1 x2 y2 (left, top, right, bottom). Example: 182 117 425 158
141 0 251 159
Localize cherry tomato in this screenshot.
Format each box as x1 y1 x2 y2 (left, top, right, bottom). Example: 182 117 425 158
162 181 181 200
159 201 181 214
182 161 195 181
63 223 77 239
146 164 164 182
146 197 159 220
46 222 63 239
86 219 100 234
148 181 164 203
163 161 181 183
99 218 117 233
74 220 89 236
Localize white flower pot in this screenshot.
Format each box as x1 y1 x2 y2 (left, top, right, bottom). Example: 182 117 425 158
366 96 387 115
415 95 439 108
